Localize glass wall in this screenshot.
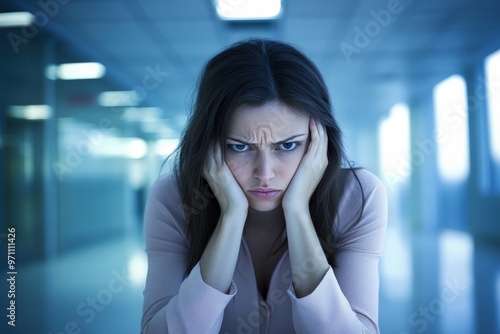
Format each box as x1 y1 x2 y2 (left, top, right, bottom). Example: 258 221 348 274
433 75 470 184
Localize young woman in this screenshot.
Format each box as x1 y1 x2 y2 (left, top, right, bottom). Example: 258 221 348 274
141 39 387 334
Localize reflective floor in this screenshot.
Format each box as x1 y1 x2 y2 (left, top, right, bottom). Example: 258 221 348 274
1 226 500 334
379 227 500 334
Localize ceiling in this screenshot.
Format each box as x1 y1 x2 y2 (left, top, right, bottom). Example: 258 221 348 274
2 0 500 139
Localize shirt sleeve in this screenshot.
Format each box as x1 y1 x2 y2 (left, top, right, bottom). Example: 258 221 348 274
287 169 388 334
141 174 236 334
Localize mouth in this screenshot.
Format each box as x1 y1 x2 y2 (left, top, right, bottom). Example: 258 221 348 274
248 187 281 199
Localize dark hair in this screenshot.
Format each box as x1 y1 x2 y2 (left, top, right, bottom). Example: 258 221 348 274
173 38 361 275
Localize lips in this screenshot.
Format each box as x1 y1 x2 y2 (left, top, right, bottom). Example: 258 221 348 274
248 187 280 199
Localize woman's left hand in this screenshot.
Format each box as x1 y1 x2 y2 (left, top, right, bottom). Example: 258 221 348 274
282 118 328 213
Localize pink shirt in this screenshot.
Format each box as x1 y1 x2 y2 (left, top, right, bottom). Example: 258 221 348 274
141 169 387 333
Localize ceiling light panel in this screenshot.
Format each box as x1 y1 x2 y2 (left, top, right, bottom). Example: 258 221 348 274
0 12 34 28
214 0 282 21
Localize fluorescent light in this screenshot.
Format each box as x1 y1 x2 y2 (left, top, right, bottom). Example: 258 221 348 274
45 62 106 80
155 139 180 156
123 107 162 122
58 62 105 80
92 137 148 159
140 121 176 134
214 0 282 20
127 139 148 159
0 12 34 28
98 91 140 107
8 105 52 120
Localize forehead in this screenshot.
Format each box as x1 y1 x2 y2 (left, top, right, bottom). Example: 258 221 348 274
228 102 309 134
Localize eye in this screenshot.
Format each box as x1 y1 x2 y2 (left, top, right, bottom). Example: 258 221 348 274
227 144 250 153
277 142 298 151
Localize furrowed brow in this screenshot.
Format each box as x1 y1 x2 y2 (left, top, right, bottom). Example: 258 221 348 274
274 134 306 145
226 134 306 146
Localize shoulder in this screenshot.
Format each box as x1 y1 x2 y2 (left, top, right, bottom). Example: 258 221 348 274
343 168 384 193
146 172 184 218
340 168 386 210
334 168 387 251
148 172 180 200
144 173 187 239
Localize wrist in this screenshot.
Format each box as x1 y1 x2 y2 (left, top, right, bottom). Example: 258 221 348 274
283 208 311 227
221 206 248 224
282 201 309 217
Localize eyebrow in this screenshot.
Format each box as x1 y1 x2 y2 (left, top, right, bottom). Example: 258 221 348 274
226 134 306 146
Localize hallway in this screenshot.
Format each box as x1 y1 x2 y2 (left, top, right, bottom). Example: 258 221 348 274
2 224 499 333
1 0 500 333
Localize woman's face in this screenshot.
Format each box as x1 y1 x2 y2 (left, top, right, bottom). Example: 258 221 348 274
224 102 310 212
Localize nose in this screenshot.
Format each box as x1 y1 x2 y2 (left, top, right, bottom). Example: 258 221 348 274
253 151 275 183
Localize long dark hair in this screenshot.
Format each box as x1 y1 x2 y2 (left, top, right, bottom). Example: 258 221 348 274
174 38 362 275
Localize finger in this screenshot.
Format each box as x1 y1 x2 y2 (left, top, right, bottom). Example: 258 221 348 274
309 118 321 156
300 119 315 164
309 119 328 170
215 144 223 164
318 122 327 152
318 123 329 168
203 145 218 179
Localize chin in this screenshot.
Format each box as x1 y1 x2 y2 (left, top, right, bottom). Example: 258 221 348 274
248 201 281 212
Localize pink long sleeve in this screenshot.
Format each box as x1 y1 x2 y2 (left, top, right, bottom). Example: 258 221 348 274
141 174 236 334
288 169 387 333
141 169 387 333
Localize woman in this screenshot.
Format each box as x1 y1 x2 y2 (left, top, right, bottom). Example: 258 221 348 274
141 39 387 334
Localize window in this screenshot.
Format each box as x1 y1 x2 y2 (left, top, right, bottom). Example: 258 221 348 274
485 49 500 164
378 103 411 186
433 75 470 183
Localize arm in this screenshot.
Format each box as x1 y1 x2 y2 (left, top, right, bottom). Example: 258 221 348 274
141 147 248 333
200 144 249 292
288 170 387 333
283 205 330 297
282 118 330 297
141 175 237 334
282 119 387 333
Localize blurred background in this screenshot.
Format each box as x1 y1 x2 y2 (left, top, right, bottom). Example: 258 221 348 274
0 0 499 333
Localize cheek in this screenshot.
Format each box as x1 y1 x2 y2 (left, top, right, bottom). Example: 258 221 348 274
278 151 306 178
283 157 301 177
224 155 249 182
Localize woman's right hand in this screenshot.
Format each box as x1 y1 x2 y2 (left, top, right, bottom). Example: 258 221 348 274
203 144 249 216
200 145 248 293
